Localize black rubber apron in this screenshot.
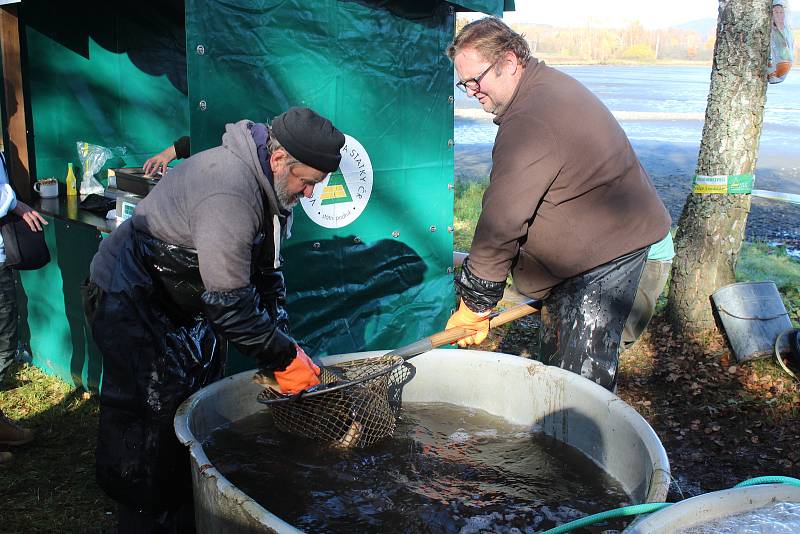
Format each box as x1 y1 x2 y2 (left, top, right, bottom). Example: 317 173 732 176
536 246 648 390
87 230 225 512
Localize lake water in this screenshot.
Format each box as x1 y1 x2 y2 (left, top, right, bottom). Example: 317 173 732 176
455 64 800 160
454 64 800 248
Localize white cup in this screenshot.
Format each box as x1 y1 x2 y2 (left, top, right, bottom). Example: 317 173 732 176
34 179 59 198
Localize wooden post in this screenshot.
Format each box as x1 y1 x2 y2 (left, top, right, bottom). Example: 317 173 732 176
0 4 33 201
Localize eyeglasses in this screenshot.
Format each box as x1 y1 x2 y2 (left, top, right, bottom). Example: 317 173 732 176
455 63 496 93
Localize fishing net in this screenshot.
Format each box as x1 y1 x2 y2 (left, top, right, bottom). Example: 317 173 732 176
257 354 407 448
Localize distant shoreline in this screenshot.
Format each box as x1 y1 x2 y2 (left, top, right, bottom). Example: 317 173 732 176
540 57 712 68
455 108 706 122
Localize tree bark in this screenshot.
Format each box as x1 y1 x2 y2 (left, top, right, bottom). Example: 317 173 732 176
666 0 772 333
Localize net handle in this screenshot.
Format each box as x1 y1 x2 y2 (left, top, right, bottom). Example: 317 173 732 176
257 300 541 403
387 300 541 360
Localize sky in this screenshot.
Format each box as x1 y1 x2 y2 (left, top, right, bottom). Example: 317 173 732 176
501 0 720 29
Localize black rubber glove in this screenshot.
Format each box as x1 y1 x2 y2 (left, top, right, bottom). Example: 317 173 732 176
202 286 296 372
455 257 506 313
252 268 291 335
173 136 191 159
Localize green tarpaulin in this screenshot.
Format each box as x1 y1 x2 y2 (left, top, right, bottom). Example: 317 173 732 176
18 0 511 385
454 0 514 16
24 1 189 182
18 0 189 388
186 0 459 361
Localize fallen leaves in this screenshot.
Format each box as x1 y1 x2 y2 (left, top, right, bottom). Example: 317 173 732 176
616 315 800 496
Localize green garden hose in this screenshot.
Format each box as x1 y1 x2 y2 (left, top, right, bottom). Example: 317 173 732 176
538 476 800 534
734 476 800 488
538 503 672 534
774 328 800 381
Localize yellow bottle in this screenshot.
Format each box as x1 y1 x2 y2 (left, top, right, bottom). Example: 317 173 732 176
66 194 78 219
66 162 77 196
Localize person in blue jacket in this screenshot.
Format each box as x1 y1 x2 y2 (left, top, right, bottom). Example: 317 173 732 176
0 152 47 464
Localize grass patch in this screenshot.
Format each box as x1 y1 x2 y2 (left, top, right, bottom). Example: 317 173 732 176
0 363 116 533
454 179 487 252
736 241 800 325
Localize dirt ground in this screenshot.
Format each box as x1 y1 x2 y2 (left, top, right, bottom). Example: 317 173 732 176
484 312 800 502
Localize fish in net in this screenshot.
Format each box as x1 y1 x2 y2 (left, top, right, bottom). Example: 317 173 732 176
256 354 407 448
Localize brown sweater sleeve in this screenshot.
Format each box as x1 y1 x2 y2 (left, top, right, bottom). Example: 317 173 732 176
468 116 563 283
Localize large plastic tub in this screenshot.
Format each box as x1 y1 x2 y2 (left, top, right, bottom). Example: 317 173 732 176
624 483 800 533
175 350 671 534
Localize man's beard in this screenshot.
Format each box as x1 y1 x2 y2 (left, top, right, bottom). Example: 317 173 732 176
275 174 302 211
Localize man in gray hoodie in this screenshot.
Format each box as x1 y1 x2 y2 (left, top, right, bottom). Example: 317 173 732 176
84 107 344 532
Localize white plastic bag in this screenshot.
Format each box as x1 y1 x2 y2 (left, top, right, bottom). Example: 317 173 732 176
76 141 126 195
768 0 794 84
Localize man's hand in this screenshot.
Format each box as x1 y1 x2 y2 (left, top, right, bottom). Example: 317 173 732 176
273 345 321 394
11 201 48 232
445 299 491 347
143 145 177 177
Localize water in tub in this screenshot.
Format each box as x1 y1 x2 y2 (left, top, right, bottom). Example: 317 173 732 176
203 402 632 533
682 502 800 534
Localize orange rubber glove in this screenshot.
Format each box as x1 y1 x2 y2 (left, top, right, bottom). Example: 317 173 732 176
445 299 491 347
273 346 321 394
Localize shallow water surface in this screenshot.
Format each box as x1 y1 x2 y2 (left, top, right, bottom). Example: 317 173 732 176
682 502 800 534
204 402 631 533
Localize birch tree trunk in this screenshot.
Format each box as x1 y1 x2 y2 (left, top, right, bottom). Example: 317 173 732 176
666 0 772 333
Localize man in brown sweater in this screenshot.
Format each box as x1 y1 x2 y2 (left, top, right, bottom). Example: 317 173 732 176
445 17 672 390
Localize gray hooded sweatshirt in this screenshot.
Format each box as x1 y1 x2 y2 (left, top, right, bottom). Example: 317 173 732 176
91 120 284 292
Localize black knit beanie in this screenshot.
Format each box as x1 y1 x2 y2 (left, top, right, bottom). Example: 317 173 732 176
271 107 345 173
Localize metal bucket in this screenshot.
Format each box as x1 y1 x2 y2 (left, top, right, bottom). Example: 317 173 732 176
711 281 793 362
174 350 671 534
624 484 800 533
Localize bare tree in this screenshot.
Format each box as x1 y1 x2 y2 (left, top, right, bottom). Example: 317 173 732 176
667 0 773 333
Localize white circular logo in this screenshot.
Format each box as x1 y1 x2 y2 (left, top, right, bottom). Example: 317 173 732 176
300 134 373 228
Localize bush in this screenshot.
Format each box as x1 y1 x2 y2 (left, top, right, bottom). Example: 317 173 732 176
621 44 656 61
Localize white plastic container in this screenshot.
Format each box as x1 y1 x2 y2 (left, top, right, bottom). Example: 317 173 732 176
624 483 800 533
